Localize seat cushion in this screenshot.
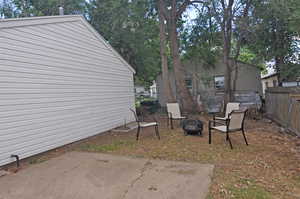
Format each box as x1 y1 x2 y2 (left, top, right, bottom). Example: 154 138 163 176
211 125 227 132
140 122 158 127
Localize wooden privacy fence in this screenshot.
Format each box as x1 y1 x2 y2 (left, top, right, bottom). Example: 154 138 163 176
265 87 300 136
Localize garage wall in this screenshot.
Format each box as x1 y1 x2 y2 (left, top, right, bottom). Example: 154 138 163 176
0 16 135 166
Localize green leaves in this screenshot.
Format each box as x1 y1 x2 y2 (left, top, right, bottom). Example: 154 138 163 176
88 0 161 87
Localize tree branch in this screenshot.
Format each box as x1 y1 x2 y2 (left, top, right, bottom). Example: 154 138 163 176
176 0 206 20
158 0 168 20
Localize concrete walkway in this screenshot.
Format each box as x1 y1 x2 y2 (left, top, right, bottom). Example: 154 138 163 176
0 152 214 199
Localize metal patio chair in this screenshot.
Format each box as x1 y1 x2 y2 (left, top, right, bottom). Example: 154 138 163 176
130 109 160 141
166 103 186 129
209 109 248 149
213 102 240 123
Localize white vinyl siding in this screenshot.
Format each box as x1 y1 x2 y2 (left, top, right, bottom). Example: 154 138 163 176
0 16 135 166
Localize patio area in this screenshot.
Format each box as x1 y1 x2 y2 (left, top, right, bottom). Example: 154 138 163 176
3 114 300 199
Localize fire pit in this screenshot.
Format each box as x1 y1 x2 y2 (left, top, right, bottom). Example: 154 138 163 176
181 119 203 136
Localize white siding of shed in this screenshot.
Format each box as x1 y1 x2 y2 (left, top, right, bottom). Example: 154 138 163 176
0 16 135 166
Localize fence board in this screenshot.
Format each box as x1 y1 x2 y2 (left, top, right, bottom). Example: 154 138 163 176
266 87 300 136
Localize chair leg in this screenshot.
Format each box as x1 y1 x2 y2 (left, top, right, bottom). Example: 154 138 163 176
170 118 174 129
226 133 233 149
155 125 160 140
136 126 141 141
208 126 212 144
242 129 248 146
167 117 169 127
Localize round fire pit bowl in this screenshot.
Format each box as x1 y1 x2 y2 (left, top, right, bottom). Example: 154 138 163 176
181 119 203 136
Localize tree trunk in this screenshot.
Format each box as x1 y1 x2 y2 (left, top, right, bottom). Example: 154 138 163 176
222 0 234 103
223 23 233 103
232 60 239 93
232 0 251 93
232 41 241 93
275 56 284 85
168 0 199 113
158 0 175 104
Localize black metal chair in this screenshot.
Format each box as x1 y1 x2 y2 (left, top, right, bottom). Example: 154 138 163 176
166 103 186 129
209 109 248 149
130 109 160 141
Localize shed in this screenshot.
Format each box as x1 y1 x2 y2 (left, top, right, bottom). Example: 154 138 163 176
0 15 136 166
156 58 263 111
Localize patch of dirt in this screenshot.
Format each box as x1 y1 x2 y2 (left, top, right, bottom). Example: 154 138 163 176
2 114 300 199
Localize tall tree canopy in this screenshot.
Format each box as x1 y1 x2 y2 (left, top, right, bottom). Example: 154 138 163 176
1 0 299 109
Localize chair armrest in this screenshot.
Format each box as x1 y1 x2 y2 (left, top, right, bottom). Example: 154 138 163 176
212 112 224 119
209 120 226 127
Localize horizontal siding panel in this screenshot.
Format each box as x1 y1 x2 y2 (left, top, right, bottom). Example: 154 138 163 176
0 115 130 160
0 70 131 84
0 107 130 140
0 32 116 60
0 98 135 116
38 22 106 49
0 101 132 127
0 17 135 166
0 60 133 80
1 26 115 59
0 39 121 66
1 54 131 77
0 48 129 74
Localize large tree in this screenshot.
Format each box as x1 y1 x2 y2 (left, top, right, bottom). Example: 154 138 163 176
158 0 205 112
158 0 175 103
247 0 300 82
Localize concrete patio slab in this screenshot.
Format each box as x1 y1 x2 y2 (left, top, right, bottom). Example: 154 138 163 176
0 152 214 199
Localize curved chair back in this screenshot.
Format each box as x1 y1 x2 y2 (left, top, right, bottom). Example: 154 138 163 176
166 103 182 118
225 102 240 118
228 109 247 130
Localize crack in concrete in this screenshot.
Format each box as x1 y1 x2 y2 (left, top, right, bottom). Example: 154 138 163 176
121 161 153 199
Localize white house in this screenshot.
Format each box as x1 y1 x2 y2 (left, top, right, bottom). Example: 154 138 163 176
0 15 136 166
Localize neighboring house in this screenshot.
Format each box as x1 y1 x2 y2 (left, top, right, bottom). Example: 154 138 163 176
157 59 263 112
261 73 300 98
134 85 145 94
150 81 157 99
261 73 279 97
0 15 135 166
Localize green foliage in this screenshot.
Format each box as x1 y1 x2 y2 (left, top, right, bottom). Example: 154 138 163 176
238 47 267 73
87 0 161 86
80 141 135 152
227 183 271 199
181 6 222 68
245 0 299 80
1 0 299 85
0 0 87 17
0 0 17 18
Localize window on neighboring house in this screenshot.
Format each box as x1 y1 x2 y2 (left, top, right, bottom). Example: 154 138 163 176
214 76 225 90
265 82 269 88
185 78 193 91
273 80 277 87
